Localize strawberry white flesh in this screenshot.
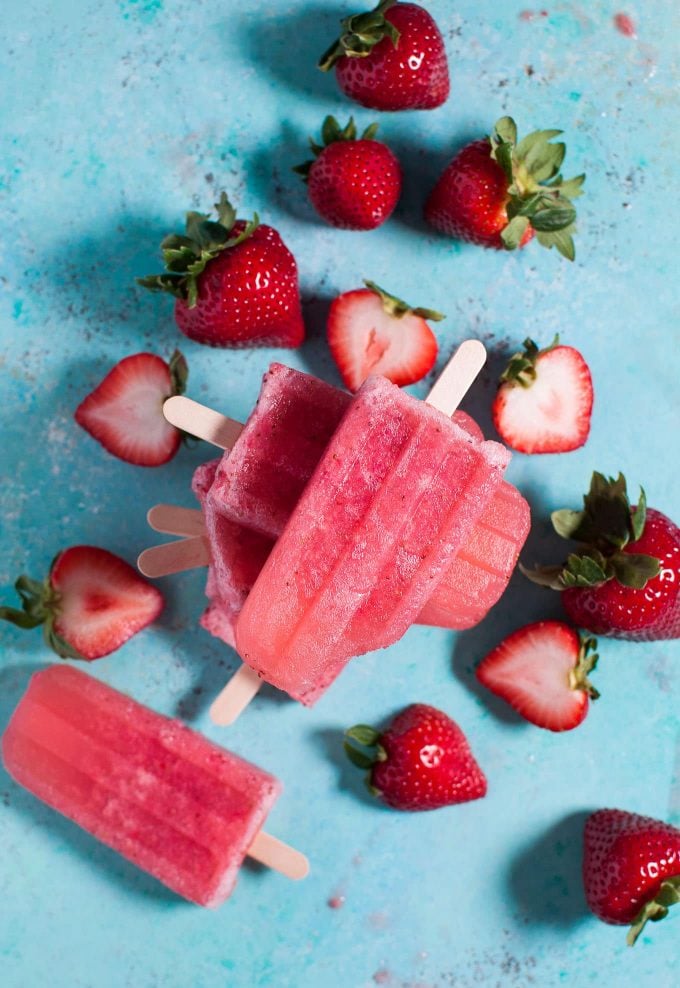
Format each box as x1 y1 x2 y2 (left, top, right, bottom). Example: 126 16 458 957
327 289 438 392
75 353 181 466
51 547 164 659
492 346 593 454
476 620 591 732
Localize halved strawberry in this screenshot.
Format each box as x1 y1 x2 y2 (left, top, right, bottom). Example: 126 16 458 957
476 620 599 731
75 351 187 466
0 546 164 660
492 336 593 454
327 280 440 392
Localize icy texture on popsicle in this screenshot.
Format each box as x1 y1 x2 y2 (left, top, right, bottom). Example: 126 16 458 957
418 482 530 628
203 364 529 636
209 363 352 539
193 459 273 647
2 665 281 906
235 376 510 704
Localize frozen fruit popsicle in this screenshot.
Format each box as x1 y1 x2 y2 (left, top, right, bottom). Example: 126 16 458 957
192 460 274 648
2 666 308 906
209 363 352 539
235 374 510 704
158 362 529 635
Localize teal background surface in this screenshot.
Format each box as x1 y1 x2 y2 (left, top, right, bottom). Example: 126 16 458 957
1 1 679 985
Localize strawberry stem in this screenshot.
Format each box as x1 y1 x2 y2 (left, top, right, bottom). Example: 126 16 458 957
488 116 585 260
137 194 259 308
318 0 399 71
627 877 680 946
522 472 661 592
363 280 444 321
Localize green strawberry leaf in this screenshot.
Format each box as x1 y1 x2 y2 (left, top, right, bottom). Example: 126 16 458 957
318 0 400 71
138 194 258 306
364 280 444 321
345 724 381 746
343 742 375 771
551 509 586 540
535 228 576 261
610 552 660 589
530 204 577 232
494 116 518 145
631 487 647 541
501 215 530 250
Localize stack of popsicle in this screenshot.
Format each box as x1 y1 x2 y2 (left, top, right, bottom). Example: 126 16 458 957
141 342 530 718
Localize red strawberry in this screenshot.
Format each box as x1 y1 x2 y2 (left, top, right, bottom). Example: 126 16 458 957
345 704 486 811
583 809 680 945
0 546 163 660
75 350 187 466
425 116 585 259
327 279 440 391
476 621 599 732
139 193 304 348
491 336 593 454
318 1 449 112
294 116 402 230
522 473 680 642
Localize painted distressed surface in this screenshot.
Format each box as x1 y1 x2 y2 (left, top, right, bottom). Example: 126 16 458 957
1 1 679 985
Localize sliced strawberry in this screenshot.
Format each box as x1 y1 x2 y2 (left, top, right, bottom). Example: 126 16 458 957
75 351 187 466
476 620 599 731
327 280 440 392
492 336 593 454
0 546 164 660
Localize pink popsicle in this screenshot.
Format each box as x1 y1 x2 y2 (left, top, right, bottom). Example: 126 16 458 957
235 376 510 704
202 364 529 636
193 460 273 648
2 666 283 906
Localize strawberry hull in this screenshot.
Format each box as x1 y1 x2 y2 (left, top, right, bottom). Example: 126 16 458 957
333 4 449 112
561 508 680 641
174 224 305 348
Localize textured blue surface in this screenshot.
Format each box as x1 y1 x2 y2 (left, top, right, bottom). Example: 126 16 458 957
1 1 679 985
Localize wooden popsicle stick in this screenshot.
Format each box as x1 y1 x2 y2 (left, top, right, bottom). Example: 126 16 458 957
137 536 211 578
247 831 309 881
147 504 206 538
210 664 263 726
163 395 245 451
425 339 487 417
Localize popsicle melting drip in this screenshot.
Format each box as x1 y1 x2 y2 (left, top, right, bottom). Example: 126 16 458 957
2 666 307 906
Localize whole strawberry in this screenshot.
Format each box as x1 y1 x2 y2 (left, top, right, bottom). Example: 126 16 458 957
138 193 304 348
344 703 486 810
0 547 164 660
583 809 680 945
294 116 402 230
318 1 449 112
492 336 593 454
327 279 440 390
522 472 680 641
425 116 585 259
75 350 188 466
